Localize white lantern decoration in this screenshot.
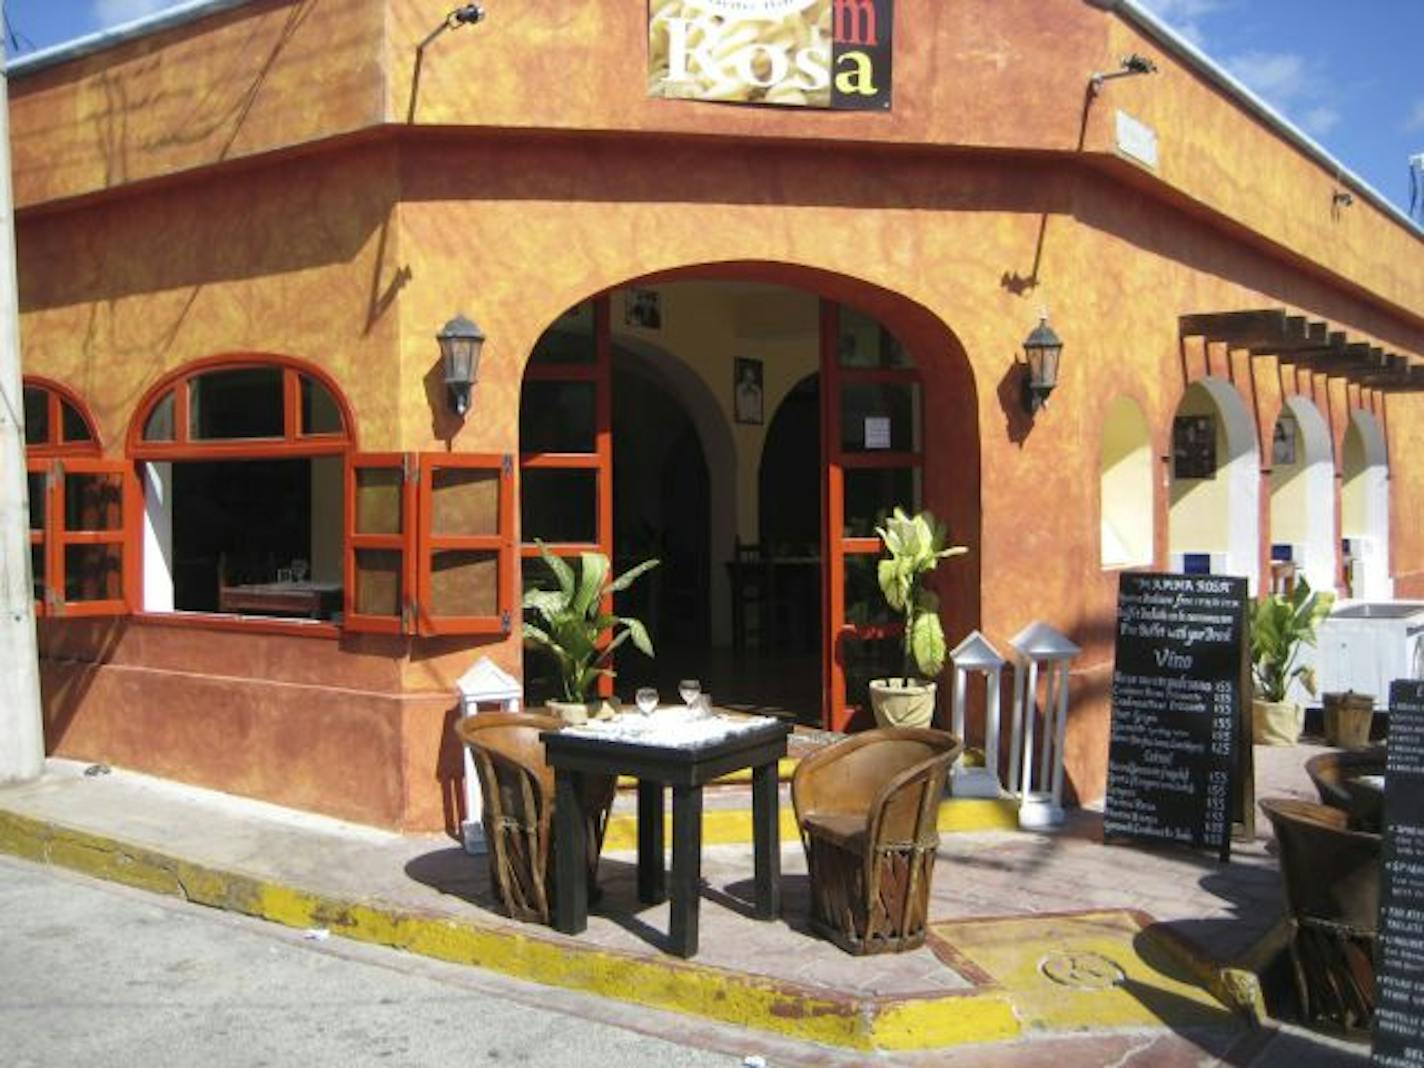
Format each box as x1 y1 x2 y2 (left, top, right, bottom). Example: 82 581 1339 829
454 657 523 854
948 631 1006 799
1007 621 1081 830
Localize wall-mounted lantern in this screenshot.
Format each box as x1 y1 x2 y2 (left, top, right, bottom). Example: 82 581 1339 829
1022 314 1064 414
437 314 486 417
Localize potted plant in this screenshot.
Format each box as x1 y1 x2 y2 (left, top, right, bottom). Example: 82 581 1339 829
1248 577 1335 745
870 507 968 729
522 542 659 724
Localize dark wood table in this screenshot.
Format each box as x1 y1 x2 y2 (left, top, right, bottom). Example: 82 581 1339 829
218 581 341 619
541 717 791 958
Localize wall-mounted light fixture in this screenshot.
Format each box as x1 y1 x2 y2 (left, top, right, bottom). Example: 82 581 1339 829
1332 189 1355 209
437 314 486 417
1090 53 1158 96
1022 314 1064 414
418 3 487 51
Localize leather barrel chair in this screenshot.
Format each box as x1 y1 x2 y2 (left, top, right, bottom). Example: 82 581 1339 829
791 727 961 955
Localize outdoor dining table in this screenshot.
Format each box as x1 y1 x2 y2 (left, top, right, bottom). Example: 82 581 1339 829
540 712 791 958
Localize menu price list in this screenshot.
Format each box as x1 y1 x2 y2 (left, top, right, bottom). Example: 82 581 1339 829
1104 574 1246 859
1374 680 1424 1065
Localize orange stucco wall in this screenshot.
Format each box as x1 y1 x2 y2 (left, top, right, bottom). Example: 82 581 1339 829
11 0 1424 828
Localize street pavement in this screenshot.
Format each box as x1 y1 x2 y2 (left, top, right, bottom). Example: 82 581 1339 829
0 854 736 1068
0 854 1373 1067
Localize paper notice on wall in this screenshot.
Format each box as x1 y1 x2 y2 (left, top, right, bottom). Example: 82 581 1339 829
648 0 894 111
865 416 891 450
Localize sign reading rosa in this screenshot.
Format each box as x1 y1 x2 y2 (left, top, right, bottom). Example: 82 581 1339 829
649 0 893 110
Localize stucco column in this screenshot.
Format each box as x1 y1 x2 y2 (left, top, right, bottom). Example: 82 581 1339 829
0 60 45 784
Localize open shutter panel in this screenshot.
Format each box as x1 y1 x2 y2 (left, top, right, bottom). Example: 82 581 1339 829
344 453 417 634
51 458 136 618
416 453 515 637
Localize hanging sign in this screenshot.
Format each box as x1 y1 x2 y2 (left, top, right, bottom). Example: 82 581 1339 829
1103 573 1252 862
648 0 894 111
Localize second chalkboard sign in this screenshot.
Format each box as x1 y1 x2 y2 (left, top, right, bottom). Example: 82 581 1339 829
1104 572 1251 862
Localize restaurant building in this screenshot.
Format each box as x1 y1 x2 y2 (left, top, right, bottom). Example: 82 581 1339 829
11 0 1424 831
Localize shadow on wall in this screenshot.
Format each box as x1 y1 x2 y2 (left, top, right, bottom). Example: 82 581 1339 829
38 619 128 755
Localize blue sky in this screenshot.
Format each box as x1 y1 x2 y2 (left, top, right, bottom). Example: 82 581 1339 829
3 0 1422 218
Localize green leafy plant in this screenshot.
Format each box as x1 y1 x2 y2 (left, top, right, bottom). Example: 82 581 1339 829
522 542 660 704
1249 577 1335 703
875 507 968 682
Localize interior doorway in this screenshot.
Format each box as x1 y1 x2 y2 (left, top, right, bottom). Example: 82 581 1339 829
518 277 939 729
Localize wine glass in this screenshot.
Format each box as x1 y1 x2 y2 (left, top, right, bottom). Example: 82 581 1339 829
291 558 309 583
678 679 701 708
635 687 659 716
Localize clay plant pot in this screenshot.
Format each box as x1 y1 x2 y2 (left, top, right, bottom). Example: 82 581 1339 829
1252 698 1304 746
869 679 937 729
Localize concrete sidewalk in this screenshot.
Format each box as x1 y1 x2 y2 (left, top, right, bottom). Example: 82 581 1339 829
0 747 1352 1059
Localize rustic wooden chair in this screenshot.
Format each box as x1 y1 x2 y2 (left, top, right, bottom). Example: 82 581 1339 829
455 712 616 924
1304 747 1386 831
1260 797 1381 1032
791 727 961 955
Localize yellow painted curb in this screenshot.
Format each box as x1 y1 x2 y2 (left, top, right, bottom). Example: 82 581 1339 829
616 757 799 790
0 808 1022 1052
603 797 1020 851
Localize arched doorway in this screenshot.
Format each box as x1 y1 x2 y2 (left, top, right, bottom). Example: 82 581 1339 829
1099 395 1154 569
517 266 976 730
1168 378 1260 591
1342 409 1391 599
1268 397 1335 593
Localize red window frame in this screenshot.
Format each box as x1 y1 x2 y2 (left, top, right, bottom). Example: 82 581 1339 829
519 296 614 694
127 356 354 632
417 453 517 636
344 453 418 635
23 378 107 617
821 301 926 731
46 458 139 618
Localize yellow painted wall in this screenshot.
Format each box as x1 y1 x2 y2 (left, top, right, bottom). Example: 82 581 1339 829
1168 384 1229 553
610 281 819 542
1342 423 1368 535
1268 417 1309 547
1100 395 1152 567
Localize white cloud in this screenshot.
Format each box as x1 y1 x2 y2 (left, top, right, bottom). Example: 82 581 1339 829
1407 100 1424 133
1301 106 1341 137
1136 0 1226 48
92 0 177 30
1224 50 1310 104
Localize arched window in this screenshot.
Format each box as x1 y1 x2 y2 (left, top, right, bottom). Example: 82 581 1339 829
24 376 99 454
1099 396 1154 569
23 377 115 617
127 356 513 635
129 359 354 623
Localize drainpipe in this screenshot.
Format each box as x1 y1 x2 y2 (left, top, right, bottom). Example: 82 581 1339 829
0 45 45 785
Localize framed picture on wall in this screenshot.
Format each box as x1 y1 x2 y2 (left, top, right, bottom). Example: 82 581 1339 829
624 288 662 330
734 357 764 425
1173 415 1216 479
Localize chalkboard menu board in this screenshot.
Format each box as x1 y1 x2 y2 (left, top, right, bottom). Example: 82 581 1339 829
1104 573 1250 862
1374 679 1424 1065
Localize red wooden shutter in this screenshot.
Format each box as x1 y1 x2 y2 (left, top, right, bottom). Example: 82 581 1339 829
344 453 417 634
416 453 515 636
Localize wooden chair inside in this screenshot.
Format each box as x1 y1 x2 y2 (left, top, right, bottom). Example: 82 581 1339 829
1260 797 1381 1032
455 711 616 924
791 727 961 955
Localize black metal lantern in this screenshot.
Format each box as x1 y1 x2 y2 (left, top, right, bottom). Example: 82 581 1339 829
1022 315 1064 413
437 314 485 416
